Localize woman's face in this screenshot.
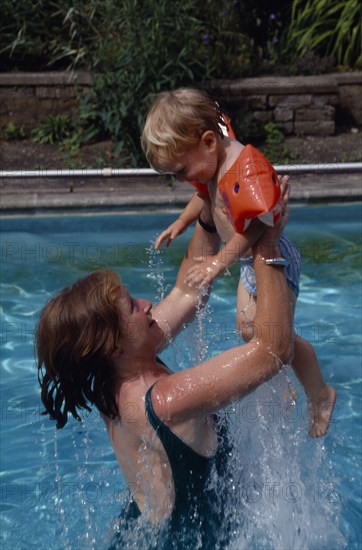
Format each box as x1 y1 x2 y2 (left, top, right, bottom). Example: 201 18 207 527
115 285 163 355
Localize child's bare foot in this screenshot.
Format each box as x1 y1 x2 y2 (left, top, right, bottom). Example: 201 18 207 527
309 385 337 437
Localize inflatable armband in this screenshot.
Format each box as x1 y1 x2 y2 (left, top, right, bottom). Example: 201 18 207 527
189 180 209 196
218 145 281 233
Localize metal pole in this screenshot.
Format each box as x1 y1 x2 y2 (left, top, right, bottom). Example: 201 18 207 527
0 168 157 178
1 163 361 178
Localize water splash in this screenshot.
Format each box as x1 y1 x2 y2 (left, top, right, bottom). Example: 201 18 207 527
76 426 97 549
184 285 212 364
53 430 71 549
215 372 346 549
160 321 347 548
142 247 345 545
145 243 169 302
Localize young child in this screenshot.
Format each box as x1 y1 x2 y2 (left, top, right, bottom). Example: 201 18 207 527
141 87 336 437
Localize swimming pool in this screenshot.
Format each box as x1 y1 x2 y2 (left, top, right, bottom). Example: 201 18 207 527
1 204 361 549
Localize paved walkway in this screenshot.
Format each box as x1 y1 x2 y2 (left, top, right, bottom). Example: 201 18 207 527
1 168 361 213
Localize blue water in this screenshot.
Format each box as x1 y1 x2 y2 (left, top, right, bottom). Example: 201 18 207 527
0 204 361 549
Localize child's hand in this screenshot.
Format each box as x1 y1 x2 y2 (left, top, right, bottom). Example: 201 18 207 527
186 255 223 287
155 218 188 249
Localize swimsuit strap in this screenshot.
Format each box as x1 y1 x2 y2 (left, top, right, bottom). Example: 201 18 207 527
145 383 211 468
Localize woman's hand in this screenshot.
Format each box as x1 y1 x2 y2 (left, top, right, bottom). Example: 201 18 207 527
275 175 290 235
279 175 290 206
256 176 290 255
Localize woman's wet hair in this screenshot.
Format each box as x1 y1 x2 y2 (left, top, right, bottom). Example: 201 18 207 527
36 270 123 428
141 87 227 171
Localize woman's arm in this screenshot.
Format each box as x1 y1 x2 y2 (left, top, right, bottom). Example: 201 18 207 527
153 195 294 422
153 200 220 346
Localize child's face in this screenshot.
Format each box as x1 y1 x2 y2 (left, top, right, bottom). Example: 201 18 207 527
159 131 218 184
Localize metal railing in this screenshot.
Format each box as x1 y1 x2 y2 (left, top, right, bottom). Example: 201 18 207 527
1 163 361 178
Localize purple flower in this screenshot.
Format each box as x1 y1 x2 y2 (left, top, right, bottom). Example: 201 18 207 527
270 13 276 20
202 33 211 46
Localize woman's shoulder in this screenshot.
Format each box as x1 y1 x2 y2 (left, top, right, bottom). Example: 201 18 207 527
115 369 168 434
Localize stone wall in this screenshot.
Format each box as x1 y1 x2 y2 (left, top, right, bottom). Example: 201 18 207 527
0 72 91 138
209 72 362 136
0 71 361 139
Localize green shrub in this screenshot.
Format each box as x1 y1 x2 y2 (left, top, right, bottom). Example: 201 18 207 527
78 0 217 166
32 114 74 144
0 0 121 70
3 0 358 166
230 112 266 145
75 0 293 165
0 0 292 74
285 0 362 68
1 0 69 70
5 121 26 139
261 122 299 164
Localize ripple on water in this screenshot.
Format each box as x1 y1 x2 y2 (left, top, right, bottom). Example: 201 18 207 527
0 207 360 549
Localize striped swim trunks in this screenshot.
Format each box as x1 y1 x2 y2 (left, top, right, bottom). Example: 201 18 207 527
240 234 302 297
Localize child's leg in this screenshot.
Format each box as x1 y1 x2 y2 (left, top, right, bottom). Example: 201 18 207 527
236 282 336 437
293 335 336 437
288 291 336 436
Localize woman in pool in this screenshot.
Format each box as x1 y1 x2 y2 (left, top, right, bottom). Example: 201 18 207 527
36 193 292 548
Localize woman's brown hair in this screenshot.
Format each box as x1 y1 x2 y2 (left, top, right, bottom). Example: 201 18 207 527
36 270 123 428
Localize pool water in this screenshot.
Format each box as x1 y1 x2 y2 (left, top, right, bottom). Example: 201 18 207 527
1 204 361 549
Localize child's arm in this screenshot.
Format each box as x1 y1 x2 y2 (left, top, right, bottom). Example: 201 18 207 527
186 175 290 287
186 218 265 287
155 193 204 249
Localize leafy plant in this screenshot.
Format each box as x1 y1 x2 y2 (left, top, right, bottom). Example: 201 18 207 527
78 0 217 166
3 0 357 167
0 0 114 70
5 121 26 139
261 122 299 164
32 114 74 144
0 0 292 74
231 112 266 145
285 0 362 68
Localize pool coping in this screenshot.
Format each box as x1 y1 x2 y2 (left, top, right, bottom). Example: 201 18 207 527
1 169 361 214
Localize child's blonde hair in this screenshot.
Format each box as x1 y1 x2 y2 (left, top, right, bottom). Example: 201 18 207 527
141 88 226 170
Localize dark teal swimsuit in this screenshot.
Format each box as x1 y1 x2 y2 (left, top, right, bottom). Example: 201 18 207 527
109 366 233 549
145 383 215 514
